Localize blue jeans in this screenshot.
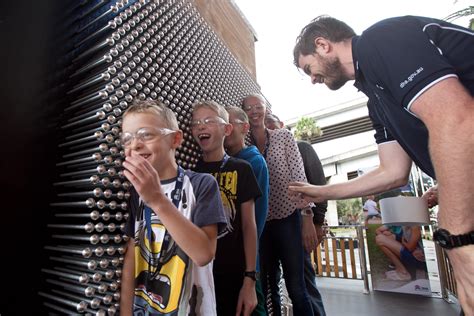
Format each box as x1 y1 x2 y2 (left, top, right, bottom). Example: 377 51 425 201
304 250 326 316
260 211 313 316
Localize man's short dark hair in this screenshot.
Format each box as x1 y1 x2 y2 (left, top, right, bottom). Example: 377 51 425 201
293 15 356 66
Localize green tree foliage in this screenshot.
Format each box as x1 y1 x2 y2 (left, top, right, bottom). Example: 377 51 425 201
294 117 322 141
337 198 362 224
445 6 474 30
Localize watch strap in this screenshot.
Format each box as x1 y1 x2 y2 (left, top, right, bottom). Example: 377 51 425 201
243 270 258 281
435 228 474 249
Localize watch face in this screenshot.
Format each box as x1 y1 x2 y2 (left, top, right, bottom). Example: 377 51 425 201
434 229 452 249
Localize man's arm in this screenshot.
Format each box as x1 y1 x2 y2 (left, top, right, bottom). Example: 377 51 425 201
120 239 135 316
409 77 474 314
236 200 258 316
289 141 413 202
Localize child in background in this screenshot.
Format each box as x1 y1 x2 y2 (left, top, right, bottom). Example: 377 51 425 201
225 106 269 316
192 100 261 316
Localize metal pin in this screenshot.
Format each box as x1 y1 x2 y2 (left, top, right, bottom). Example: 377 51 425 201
112 234 123 244
39 292 87 313
68 72 111 95
61 110 107 128
58 188 103 198
55 210 100 221
54 266 103 283
95 222 105 233
70 266 116 280
68 102 117 124
74 37 116 62
119 223 126 232
82 281 108 294
102 255 123 267
50 198 96 208
45 278 95 297
56 152 102 167
64 122 115 141
53 176 98 187
43 301 83 315
117 245 126 255
85 307 107 316
41 268 89 284
58 131 104 149
67 115 117 135
114 268 122 279
104 289 121 302
101 280 120 292
112 211 124 221
105 222 117 232
76 20 118 48
70 54 113 79
52 234 100 245
44 245 92 258
93 293 114 305
48 222 96 233
104 246 116 256
60 165 106 177
51 289 102 310
66 88 110 112
62 143 109 159
50 256 97 270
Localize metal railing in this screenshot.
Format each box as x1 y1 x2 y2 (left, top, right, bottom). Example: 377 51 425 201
435 243 458 301
312 225 370 293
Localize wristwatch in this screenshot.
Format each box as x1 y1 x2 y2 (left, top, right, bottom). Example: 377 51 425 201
433 228 474 249
300 208 314 217
244 271 260 281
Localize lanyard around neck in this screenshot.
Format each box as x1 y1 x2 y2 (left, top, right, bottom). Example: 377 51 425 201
141 166 185 279
143 166 185 239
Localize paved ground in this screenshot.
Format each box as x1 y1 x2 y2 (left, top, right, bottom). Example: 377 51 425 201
316 277 461 316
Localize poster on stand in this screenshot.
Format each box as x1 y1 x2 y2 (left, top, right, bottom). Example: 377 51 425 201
359 167 431 296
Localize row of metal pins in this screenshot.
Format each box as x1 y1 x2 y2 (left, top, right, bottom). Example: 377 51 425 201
41 2 138 314
51 233 125 244
55 210 127 221
48 221 125 233
42 0 263 313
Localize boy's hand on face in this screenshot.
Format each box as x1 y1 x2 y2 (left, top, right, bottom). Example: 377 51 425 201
123 151 164 205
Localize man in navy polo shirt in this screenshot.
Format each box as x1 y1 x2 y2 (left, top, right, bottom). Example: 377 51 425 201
289 15 474 314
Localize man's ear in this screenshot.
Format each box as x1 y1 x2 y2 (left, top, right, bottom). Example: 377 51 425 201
314 37 331 54
172 130 184 149
278 121 284 129
224 123 233 137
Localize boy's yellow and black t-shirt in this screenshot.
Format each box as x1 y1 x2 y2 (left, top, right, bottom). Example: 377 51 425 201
195 157 261 275
125 170 227 315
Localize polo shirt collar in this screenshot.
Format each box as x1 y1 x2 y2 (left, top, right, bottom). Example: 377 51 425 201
351 35 363 91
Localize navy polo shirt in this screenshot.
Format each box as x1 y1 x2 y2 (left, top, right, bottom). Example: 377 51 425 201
352 15 474 178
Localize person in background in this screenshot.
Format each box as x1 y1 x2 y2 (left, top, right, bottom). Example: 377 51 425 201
192 100 261 316
225 105 270 316
291 15 474 314
363 195 381 228
243 93 313 316
376 225 426 281
265 112 326 316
